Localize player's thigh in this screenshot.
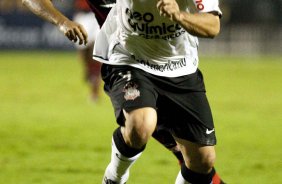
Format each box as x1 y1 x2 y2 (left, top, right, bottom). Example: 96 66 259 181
123 107 157 140
123 107 157 129
101 64 158 126
157 93 216 146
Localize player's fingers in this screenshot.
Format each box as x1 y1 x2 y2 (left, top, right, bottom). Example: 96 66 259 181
160 11 167 17
73 27 83 45
157 1 170 17
158 6 168 17
156 0 164 10
75 26 88 45
78 25 88 45
64 31 70 38
67 29 77 42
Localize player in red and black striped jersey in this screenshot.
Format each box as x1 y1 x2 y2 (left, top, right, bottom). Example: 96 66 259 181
23 1 224 183
73 0 115 102
73 0 112 102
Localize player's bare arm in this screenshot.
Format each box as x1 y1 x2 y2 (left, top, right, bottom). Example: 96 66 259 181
22 0 88 45
157 0 220 38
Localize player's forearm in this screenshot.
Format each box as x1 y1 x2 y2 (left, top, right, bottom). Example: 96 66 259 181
23 0 88 45
176 12 220 38
22 0 69 27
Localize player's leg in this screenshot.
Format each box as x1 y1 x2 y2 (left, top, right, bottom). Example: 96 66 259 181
155 69 224 183
174 139 216 184
78 45 102 101
152 128 225 184
103 107 156 183
169 99 218 183
73 12 101 101
169 91 219 184
101 64 158 183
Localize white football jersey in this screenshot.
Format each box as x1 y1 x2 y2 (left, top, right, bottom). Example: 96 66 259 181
94 0 222 77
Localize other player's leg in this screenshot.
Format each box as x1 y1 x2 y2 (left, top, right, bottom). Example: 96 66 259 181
73 11 101 102
78 45 101 101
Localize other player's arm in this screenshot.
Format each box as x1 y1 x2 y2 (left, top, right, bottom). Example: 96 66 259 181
156 0 220 38
22 0 87 45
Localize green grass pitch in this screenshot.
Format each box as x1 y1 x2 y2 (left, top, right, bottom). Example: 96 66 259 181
0 51 281 184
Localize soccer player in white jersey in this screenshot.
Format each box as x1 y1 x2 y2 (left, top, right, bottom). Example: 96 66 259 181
22 0 223 183
94 0 223 183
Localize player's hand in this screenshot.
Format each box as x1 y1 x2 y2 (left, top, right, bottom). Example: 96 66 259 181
58 20 88 45
156 0 182 22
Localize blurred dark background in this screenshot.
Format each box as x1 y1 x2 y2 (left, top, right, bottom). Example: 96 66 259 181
0 0 281 56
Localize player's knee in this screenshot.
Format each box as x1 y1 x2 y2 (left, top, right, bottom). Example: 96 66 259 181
127 127 151 148
201 152 216 170
129 116 157 147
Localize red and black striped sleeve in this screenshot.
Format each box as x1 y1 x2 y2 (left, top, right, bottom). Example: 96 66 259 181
85 0 114 27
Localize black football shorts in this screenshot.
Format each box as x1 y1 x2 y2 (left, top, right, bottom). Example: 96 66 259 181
101 64 216 146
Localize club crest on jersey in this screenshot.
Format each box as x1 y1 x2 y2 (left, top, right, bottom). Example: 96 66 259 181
123 82 140 101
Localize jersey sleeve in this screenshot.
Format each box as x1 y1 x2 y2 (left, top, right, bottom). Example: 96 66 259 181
192 0 222 17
